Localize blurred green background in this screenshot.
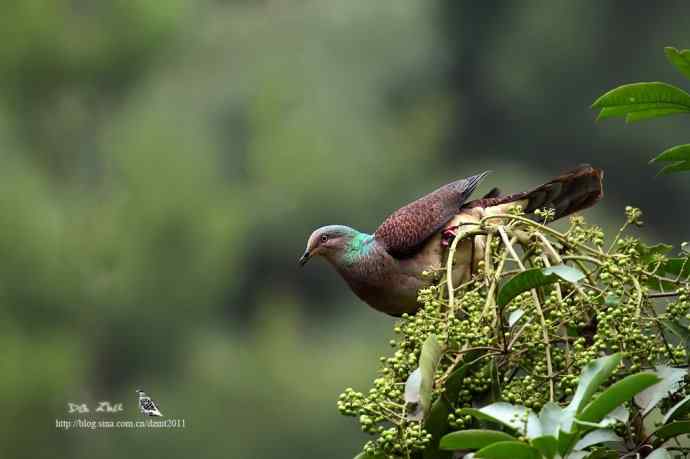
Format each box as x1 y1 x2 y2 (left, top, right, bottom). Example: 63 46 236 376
1 1 689 458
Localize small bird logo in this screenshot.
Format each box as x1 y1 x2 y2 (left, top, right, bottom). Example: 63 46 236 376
136 389 163 417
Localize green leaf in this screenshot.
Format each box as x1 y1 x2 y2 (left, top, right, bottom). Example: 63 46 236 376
566 452 588 459
634 365 686 415
592 82 690 122
440 430 516 451
558 429 578 457
418 334 442 418
405 368 423 420
646 448 672 459
608 405 630 424
563 354 622 428
573 429 622 450
582 450 619 459
498 265 584 308
639 242 674 264
475 441 541 459
651 421 690 446
665 47 690 81
626 108 689 122
651 144 690 175
604 294 620 306
663 394 690 424
650 144 690 163
424 352 484 459
644 257 690 290
658 160 690 175
354 452 384 459
597 103 689 121
579 372 661 423
661 257 690 279
508 309 525 328
539 402 564 437
462 403 542 439
660 319 690 343
544 265 587 283
659 320 690 376
530 435 558 459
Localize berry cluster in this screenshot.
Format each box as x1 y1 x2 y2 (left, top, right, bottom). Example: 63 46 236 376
340 208 689 458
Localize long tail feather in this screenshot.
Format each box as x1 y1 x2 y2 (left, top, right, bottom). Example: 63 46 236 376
467 164 604 221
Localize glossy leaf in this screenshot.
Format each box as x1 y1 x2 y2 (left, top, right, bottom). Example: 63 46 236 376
604 294 619 306
596 103 687 121
573 429 622 450
650 144 690 163
662 257 690 279
405 368 424 420
498 265 584 308
663 394 690 424
627 107 689 122
644 257 690 290
419 334 442 418
477 403 541 438
635 365 685 415
608 405 629 424
648 139 690 175
638 242 674 264
583 450 619 459
424 352 484 459
440 430 516 451
651 421 690 446
558 429 578 457
579 372 661 423
474 441 541 459
508 309 525 328
539 402 564 437
530 435 558 459
354 452 383 459
592 82 690 122
563 354 622 429
660 320 690 373
665 46 690 81
646 448 672 459
660 319 690 344
658 160 690 175
566 452 588 459
405 368 422 403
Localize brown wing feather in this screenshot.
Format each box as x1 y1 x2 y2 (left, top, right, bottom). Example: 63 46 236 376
374 172 489 258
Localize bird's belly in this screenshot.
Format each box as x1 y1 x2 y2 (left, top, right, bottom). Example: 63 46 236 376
349 274 426 316
403 207 487 286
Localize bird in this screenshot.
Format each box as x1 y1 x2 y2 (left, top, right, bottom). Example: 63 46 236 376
136 389 163 417
299 165 603 316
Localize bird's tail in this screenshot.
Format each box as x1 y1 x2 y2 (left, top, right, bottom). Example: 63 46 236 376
468 164 604 221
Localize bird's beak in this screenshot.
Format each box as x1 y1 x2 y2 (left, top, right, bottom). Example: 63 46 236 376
298 250 310 267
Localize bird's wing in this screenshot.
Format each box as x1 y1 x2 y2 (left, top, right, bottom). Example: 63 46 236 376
140 397 160 413
374 172 489 258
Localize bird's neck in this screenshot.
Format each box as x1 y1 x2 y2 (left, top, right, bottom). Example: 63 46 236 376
336 232 376 267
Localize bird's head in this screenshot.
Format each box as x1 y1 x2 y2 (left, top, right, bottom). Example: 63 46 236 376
136 389 144 395
299 225 359 266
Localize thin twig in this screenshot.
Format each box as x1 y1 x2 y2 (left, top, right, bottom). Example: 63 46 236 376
481 214 604 257
445 226 485 317
648 291 681 298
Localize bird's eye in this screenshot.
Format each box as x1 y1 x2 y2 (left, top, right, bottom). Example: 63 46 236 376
320 234 329 243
